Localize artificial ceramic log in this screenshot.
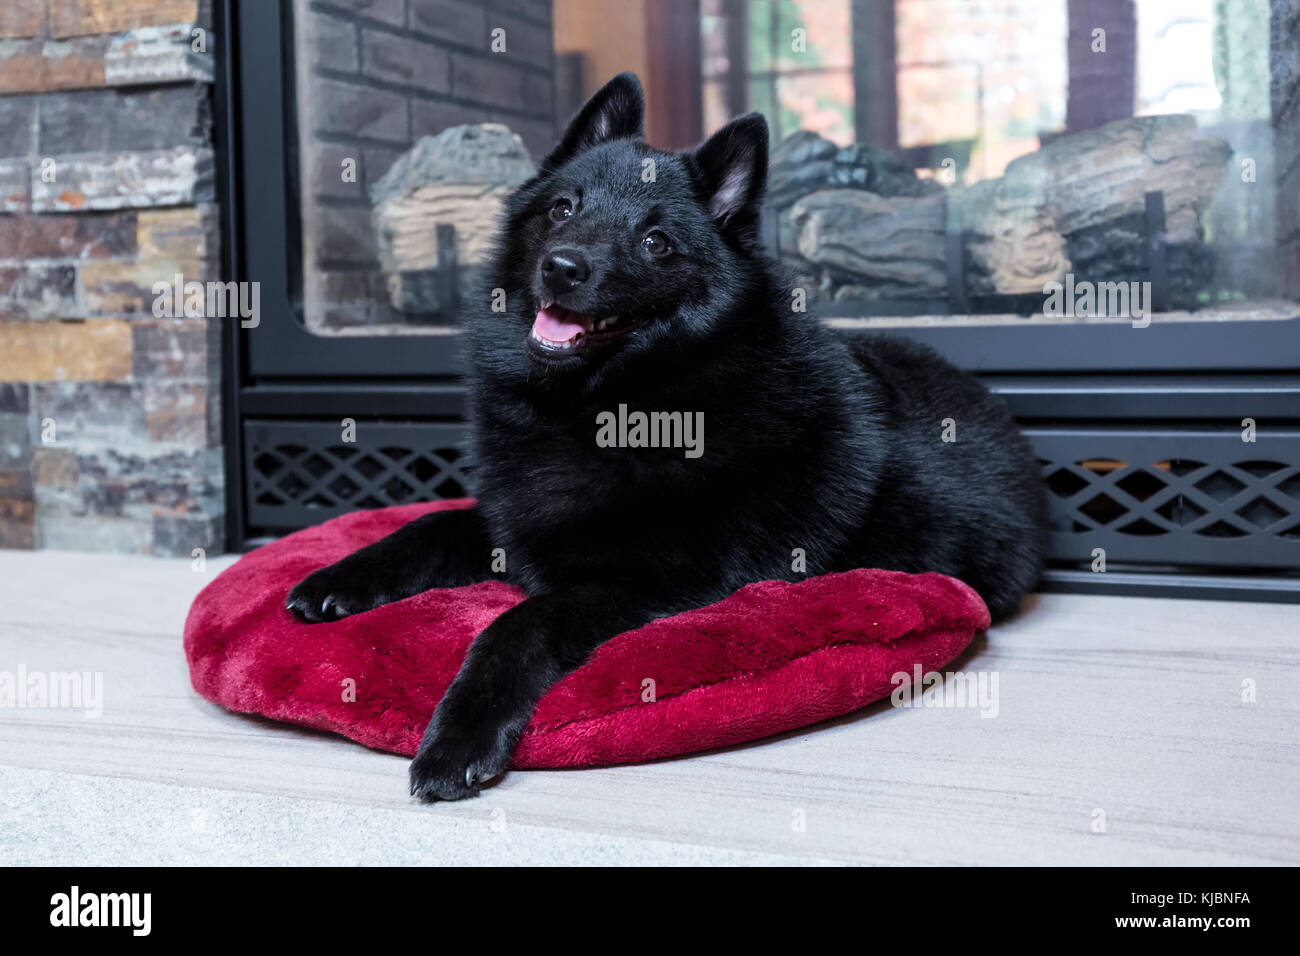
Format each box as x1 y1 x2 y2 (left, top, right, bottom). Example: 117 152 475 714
370 123 536 315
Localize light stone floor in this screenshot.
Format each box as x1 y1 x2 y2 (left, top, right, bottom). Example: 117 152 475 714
1 548 1297 866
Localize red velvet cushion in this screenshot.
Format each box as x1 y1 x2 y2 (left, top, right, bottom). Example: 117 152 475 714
184 500 990 768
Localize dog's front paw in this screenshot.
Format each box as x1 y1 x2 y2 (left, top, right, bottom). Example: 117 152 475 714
409 721 513 803
285 564 386 623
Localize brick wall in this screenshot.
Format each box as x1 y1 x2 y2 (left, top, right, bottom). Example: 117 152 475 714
299 0 556 331
0 0 221 555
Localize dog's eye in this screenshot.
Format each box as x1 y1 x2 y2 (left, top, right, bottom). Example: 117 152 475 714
549 198 573 222
642 231 671 256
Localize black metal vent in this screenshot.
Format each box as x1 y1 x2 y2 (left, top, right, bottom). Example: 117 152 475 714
1029 427 1300 570
244 419 1300 576
244 420 471 530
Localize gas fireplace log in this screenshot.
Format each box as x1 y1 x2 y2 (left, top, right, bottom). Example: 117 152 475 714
370 124 536 316
779 115 1231 305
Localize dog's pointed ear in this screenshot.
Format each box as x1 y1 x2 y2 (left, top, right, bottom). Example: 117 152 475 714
692 113 769 233
543 72 644 171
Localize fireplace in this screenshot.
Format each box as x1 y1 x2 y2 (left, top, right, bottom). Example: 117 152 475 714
219 0 1300 600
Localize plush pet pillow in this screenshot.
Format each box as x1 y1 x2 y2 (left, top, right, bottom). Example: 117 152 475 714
184 500 989 768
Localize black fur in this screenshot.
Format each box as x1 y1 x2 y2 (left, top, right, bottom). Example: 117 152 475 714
287 73 1047 801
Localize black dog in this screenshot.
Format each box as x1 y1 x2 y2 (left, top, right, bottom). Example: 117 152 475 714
287 73 1046 801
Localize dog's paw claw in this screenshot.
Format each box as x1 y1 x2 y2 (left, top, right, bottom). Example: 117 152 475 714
409 736 511 803
285 572 373 624
286 586 337 623
409 758 481 803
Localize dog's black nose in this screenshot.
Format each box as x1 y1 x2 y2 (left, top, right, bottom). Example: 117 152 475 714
541 249 590 294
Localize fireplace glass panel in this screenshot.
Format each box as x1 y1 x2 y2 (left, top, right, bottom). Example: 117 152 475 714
287 0 1299 336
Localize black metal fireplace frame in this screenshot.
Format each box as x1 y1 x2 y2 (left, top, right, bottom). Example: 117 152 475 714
217 0 1300 602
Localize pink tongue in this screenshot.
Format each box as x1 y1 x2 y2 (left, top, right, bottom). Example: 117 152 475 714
533 306 587 343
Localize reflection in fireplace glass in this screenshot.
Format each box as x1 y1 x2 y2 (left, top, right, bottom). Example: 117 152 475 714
289 0 1299 335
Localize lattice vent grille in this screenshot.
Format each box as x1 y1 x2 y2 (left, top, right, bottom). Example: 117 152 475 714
243 420 1300 571
1043 458 1300 539
1029 429 1300 570
244 420 471 529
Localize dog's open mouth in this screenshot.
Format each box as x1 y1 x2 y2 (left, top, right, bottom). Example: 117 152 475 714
529 303 635 355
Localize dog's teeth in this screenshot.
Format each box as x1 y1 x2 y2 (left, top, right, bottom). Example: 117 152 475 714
530 325 579 351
